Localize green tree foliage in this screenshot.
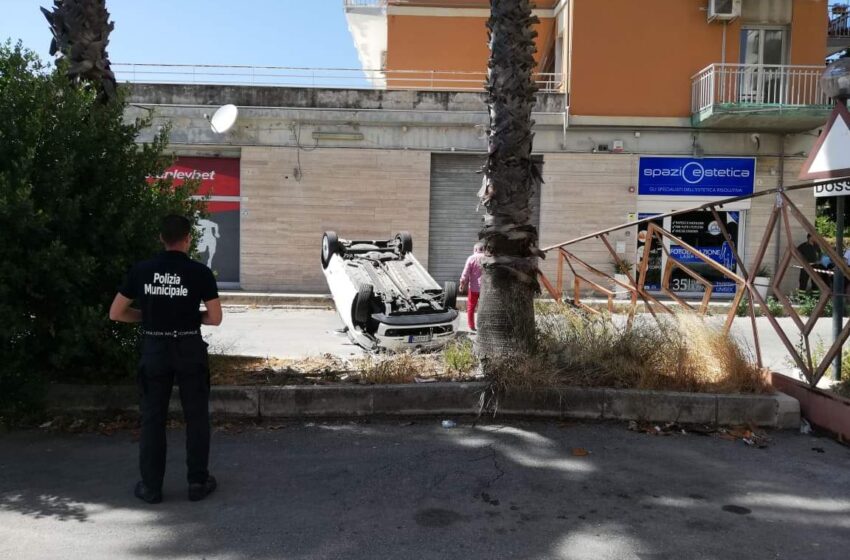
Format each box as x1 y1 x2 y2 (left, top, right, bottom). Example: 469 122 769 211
0 44 201 418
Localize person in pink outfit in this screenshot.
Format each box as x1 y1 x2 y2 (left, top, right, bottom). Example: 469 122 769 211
459 243 484 331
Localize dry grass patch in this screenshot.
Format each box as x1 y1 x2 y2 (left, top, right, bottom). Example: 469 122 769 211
209 308 767 395
208 354 354 385
208 344 478 386
359 353 437 384
488 304 770 395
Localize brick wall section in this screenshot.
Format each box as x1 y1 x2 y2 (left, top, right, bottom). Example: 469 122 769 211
538 154 639 298
240 147 431 292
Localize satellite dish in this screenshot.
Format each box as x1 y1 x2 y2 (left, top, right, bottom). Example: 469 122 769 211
209 104 238 134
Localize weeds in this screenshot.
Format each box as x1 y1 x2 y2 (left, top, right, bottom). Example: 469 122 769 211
795 291 832 317
359 353 438 384
787 335 850 394
207 306 769 396
486 304 770 395
766 297 786 317
443 338 476 374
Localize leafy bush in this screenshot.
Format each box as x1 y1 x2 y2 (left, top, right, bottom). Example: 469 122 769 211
766 297 786 317
0 44 201 418
736 295 758 317
815 214 836 240
736 295 788 317
795 290 833 317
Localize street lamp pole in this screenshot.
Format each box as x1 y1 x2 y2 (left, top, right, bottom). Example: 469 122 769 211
819 59 850 381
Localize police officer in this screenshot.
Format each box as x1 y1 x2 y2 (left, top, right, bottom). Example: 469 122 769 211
109 215 222 504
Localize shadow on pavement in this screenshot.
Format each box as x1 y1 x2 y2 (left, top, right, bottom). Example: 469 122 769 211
1 419 849 559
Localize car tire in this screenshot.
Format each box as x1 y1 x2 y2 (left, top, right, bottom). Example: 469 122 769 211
321 231 340 269
442 281 458 310
396 231 413 255
353 284 374 324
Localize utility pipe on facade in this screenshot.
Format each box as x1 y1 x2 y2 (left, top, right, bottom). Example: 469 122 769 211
774 135 785 278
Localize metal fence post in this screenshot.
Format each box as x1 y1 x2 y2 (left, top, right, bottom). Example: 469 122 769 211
835 195 845 381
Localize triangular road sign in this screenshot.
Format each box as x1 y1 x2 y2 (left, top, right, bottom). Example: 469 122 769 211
800 101 850 181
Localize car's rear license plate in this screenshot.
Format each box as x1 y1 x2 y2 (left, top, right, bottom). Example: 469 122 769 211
408 334 432 343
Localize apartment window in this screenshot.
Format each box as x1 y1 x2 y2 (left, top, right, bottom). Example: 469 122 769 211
739 27 788 104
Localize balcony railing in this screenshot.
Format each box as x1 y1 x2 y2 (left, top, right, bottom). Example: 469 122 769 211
829 11 850 39
691 63 829 114
111 63 564 93
343 0 387 8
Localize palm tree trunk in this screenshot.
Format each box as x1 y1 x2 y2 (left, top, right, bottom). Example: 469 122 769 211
476 0 543 359
42 0 117 103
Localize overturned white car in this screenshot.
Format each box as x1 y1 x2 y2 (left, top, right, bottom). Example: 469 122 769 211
321 231 458 351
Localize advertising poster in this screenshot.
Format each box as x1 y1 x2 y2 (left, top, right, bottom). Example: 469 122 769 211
149 157 240 284
636 214 664 292
637 211 739 295
668 211 738 295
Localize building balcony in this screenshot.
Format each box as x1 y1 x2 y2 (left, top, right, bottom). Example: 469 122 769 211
828 7 850 56
691 64 831 131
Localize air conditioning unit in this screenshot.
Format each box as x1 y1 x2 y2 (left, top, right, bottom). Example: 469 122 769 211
707 0 741 22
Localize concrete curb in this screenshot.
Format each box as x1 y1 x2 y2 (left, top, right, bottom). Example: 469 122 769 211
45 383 800 428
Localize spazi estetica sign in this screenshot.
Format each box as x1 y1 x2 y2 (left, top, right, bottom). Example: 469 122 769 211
638 157 756 197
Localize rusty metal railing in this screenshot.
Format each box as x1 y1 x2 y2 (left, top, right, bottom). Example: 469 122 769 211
538 179 850 388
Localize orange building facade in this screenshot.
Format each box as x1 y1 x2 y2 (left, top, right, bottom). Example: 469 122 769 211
337 0 838 298
350 0 831 126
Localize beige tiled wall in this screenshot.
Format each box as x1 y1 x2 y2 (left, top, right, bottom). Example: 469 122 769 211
538 154 639 297
240 147 431 292
237 148 814 298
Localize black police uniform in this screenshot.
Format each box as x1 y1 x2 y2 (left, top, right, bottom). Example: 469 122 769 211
119 250 218 491
796 241 821 292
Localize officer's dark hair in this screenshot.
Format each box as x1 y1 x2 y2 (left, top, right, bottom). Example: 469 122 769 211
160 215 192 244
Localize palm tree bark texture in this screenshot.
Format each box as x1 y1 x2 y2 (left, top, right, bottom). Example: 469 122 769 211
42 0 117 103
476 0 544 360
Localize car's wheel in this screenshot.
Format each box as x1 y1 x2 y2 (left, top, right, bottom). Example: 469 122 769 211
396 231 413 255
442 281 458 310
321 231 340 269
353 284 374 324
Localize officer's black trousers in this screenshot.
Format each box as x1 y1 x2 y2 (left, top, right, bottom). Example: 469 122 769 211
137 337 210 489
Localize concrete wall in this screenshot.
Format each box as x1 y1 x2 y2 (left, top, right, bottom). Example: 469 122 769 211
240 147 431 292
538 154 638 295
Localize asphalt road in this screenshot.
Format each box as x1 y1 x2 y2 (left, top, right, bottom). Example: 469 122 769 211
203 307 845 382
1 420 848 560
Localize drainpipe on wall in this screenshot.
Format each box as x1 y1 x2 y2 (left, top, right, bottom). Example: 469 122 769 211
721 22 727 65
774 134 786 276
562 109 568 149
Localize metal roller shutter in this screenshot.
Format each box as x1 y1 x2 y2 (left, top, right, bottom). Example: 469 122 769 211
428 153 542 286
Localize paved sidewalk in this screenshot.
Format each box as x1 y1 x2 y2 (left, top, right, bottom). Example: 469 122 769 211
1 421 848 560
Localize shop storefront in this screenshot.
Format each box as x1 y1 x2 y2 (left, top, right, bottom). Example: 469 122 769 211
151 157 241 287
636 156 756 298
